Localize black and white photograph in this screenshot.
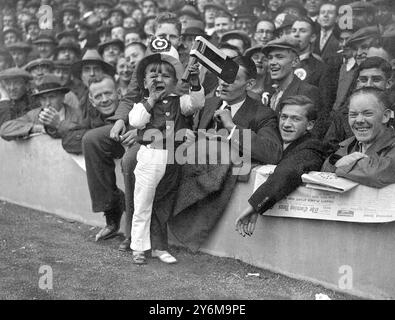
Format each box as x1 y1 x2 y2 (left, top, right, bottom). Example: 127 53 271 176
0 0 394 305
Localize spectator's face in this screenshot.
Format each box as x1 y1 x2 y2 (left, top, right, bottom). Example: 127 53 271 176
125 32 142 46
9 49 28 67
155 23 180 48
1 77 26 100
268 49 296 81
357 68 391 91
144 62 177 97
217 66 252 104
279 104 314 143
125 44 145 68
38 91 65 111
3 15 14 28
132 9 143 23
110 12 124 27
292 21 315 54
179 15 193 31
57 48 78 62
318 4 337 29
96 5 111 20
30 65 52 85
205 8 217 25
251 51 268 76
304 0 323 17
254 21 274 46
353 38 375 65
123 17 137 29
54 67 71 86
99 32 112 43
81 63 104 87
214 17 232 38
181 35 195 53
63 12 77 28
102 45 122 66
144 18 156 37
27 24 40 41
142 0 157 16
226 38 245 54
348 93 390 144
89 78 118 115
4 32 18 46
121 2 134 15
117 57 133 82
37 43 55 59
111 27 125 41
236 18 253 34
377 5 392 25
268 0 284 12
225 0 241 12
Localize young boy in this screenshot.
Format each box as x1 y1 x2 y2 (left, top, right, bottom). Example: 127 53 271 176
128 43 204 264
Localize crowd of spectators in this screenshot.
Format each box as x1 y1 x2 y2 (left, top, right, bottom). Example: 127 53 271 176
0 0 395 264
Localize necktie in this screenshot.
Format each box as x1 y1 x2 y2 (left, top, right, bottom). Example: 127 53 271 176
320 31 328 51
216 105 231 130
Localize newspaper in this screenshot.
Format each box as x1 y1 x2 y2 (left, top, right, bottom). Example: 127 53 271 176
301 171 359 193
254 166 395 223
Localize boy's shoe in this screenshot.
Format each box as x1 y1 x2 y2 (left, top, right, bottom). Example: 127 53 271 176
132 251 146 265
119 237 131 252
151 249 177 264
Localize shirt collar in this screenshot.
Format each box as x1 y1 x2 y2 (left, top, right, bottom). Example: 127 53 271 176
221 99 246 117
299 52 310 62
346 57 356 72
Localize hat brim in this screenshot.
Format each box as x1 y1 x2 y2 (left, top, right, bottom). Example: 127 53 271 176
98 41 125 55
136 54 184 90
33 39 57 45
262 44 298 55
31 87 70 97
71 59 116 78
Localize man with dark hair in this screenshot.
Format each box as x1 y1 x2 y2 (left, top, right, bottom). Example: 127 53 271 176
325 56 394 146
169 55 283 251
314 1 340 64
291 16 336 137
235 95 330 236
304 0 323 21
263 35 320 117
322 87 395 188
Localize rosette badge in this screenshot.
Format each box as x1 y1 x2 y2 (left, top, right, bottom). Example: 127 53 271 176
150 37 171 53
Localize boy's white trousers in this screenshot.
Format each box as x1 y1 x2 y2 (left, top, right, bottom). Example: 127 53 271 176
130 145 168 251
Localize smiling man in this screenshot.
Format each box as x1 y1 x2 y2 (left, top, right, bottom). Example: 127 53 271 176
322 87 395 188
235 95 329 236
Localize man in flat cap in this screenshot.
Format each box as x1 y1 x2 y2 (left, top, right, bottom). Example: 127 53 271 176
2 27 22 47
60 3 80 31
6 42 32 68
0 74 81 141
25 19 40 44
98 38 125 67
33 32 58 60
54 38 82 63
0 67 34 126
263 35 320 113
109 6 126 28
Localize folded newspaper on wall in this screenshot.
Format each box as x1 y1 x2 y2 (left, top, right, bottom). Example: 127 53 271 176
301 171 359 193
254 166 395 223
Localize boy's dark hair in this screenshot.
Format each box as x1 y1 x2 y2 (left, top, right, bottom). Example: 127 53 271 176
218 42 242 57
126 41 147 53
279 95 317 121
358 56 392 80
153 12 182 36
232 56 257 80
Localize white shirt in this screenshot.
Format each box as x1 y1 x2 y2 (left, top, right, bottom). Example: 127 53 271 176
320 28 333 51
219 99 246 139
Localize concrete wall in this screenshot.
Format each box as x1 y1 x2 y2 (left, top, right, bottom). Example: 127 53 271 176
1 135 394 299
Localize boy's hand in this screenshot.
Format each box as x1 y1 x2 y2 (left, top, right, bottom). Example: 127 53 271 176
147 89 167 107
188 63 200 88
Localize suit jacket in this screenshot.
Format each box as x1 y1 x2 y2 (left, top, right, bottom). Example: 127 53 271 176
198 95 282 164
249 133 330 213
322 128 395 188
314 31 340 64
275 76 320 113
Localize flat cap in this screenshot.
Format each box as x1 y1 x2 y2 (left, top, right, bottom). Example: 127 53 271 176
24 58 54 71
345 26 380 46
6 42 32 52
221 30 252 51
0 67 32 80
262 35 300 55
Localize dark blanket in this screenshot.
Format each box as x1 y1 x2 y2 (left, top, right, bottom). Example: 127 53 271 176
169 162 238 252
